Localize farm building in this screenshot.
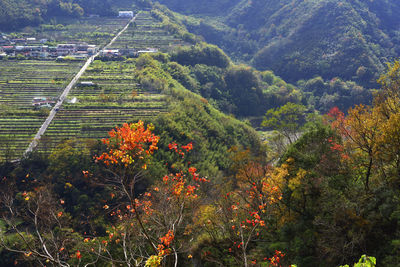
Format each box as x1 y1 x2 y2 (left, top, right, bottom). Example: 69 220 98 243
118 11 134 18
137 48 158 55
78 81 96 87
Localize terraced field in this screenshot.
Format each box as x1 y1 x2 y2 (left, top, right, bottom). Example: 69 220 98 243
111 11 187 51
1 9 190 159
0 60 83 160
36 17 130 46
37 60 167 153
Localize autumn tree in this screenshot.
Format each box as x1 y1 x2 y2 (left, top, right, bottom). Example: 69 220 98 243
193 149 284 267
0 182 95 266
93 121 207 266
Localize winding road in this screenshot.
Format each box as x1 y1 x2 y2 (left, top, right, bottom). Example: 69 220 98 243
24 13 139 156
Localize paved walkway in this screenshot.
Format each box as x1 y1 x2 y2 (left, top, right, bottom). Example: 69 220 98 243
24 14 139 156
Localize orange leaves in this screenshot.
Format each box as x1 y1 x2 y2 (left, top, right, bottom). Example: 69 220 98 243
269 250 285 267
181 142 193 152
186 185 196 196
157 230 174 256
172 180 184 196
168 142 193 158
96 121 159 168
76 250 82 260
159 230 174 247
159 165 204 200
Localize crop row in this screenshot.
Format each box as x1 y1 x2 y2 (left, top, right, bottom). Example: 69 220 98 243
111 11 186 51
37 59 168 154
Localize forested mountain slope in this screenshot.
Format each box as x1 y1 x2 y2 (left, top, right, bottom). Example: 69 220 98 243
159 0 400 87
0 0 134 30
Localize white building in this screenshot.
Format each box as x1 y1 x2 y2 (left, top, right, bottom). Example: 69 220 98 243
118 11 134 18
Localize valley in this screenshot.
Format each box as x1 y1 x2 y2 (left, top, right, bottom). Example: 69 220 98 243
0 1 399 266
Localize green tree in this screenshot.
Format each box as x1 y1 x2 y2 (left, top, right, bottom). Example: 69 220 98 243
262 103 307 144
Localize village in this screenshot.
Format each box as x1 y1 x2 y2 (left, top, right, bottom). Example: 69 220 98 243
0 10 161 109
0 36 158 60
0 11 158 60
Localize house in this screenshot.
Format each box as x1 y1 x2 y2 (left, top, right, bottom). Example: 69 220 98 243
118 11 134 18
32 97 56 108
0 37 8 44
77 43 89 51
100 49 120 57
11 38 26 44
40 39 48 44
119 48 136 56
2 46 14 52
57 44 77 56
87 45 98 55
72 52 88 60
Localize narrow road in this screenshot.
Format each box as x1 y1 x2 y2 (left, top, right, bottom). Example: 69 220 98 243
24 13 139 157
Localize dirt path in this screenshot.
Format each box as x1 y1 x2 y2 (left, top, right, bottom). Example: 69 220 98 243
24 14 139 157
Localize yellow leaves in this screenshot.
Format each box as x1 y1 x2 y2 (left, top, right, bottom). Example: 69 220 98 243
264 159 290 190
145 255 162 267
194 205 217 227
288 169 307 191
65 182 73 188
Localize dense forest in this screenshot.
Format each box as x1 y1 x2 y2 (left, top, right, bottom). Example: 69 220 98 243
159 0 400 88
0 0 400 266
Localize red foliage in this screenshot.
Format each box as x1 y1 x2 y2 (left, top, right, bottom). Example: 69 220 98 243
96 121 159 167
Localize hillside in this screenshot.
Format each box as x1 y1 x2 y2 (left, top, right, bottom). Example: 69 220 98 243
159 0 400 87
1 1 400 267
0 0 135 30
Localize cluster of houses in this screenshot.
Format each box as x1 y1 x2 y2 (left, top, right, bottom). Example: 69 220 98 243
0 35 99 59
